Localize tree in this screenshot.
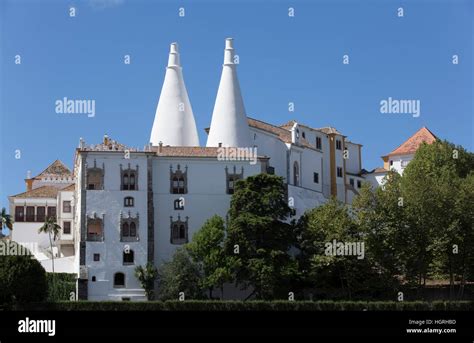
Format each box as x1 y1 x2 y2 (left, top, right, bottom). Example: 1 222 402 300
157 248 204 300
135 262 158 300
1 207 13 237
186 215 236 299
0 241 48 306
401 140 474 294
225 173 298 300
38 216 61 300
297 197 386 299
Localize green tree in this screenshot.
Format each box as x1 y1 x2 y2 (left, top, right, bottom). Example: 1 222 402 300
225 173 298 300
186 215 236 299
157 248 204 300
401 140 474 293
135 262 158 300
0 241 48 306
298 197 385 299
38 216 61 300
1 208 13 238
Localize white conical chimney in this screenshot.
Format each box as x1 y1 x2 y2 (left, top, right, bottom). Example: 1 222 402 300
150 42 200 146
206 38 251 148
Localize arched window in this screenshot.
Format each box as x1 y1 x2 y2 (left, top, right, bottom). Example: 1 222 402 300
170 165 188 194
122 222 130 237
123 173 129 190
130 222 137 237
123 250 134 265
293 161 299 186
129 173 136 190
114 272 125 288
179 225 186 239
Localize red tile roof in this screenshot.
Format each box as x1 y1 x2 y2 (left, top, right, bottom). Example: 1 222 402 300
387 127 437 156
33 160 72 179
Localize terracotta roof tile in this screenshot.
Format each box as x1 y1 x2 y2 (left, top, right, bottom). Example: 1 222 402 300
61 184 75 192
152 146 221 157
388 127 437 156
34 160 72 179
11 186 61 198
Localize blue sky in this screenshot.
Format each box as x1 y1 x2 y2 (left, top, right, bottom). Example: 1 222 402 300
0 0 472 210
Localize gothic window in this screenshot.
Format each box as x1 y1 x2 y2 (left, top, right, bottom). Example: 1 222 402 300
87 214 104 241
293 161 300 186
170 215 189 245
114 272 125 288
121 163 139 191
225 166 243 195
86 160 105 190
170 165 188 194
120 212 139 242
123 250 134 265
124 196 134 207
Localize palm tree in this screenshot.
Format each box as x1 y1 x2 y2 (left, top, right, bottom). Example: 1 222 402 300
1 207 13 238
38 216 61 300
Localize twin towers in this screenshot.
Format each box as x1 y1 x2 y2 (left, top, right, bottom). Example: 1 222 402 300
149 38 251 148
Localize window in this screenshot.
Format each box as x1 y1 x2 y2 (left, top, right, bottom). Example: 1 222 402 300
36 206 45 222
302 132 306 139
174 198 184 210
313 172 319 184
26 206 35 222
226 166 243 195
170 215 189 245
390 160 393 166
92 276 96 282
87 215 104 241
63 221 71 234
293 161 300 186
121 164 138 191
350 178 354 187
124 197 134 207
120 214 139 242
357 180 362 188
63 201 71 213
47 206 56 220
337 167 343 178
14 206 24 222
114 272 125 288
316 136 322 150
93 253 100 262
86 160 104 190
123 250 134 265
170 165 188 194
336 139 342 150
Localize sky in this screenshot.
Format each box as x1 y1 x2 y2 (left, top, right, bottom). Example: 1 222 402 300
0 0 473 210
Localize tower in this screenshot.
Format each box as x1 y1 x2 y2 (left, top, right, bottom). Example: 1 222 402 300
206 38 251 148
150 43 200 146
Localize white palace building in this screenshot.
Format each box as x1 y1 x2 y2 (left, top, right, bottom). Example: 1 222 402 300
7 38 436 301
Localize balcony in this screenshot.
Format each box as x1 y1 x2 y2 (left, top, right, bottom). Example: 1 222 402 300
87 232 104 242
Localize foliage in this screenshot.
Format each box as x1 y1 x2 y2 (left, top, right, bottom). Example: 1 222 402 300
46 273 76 302
135 263 158 300
0 242 48 306
157 248 204 300
225 174 299 299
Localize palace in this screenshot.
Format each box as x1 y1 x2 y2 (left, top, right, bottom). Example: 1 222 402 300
7 38 436 301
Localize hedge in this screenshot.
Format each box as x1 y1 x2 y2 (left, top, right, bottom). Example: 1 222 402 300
46 273 76 302
13 300 474 311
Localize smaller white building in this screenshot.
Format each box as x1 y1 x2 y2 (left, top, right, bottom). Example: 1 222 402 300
363 127 437 187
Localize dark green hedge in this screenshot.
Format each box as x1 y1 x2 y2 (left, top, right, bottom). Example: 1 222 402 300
46 273 76 302
15 300 474 311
